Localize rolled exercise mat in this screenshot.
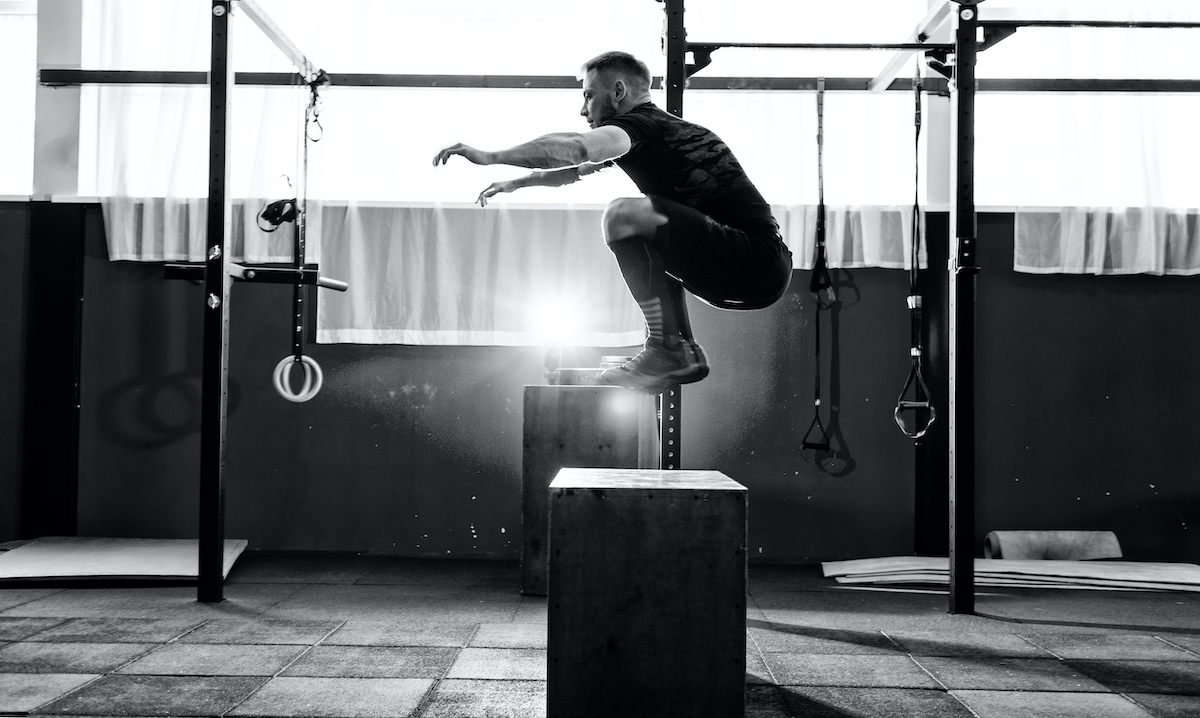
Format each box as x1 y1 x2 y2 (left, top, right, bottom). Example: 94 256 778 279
984 530 1122 560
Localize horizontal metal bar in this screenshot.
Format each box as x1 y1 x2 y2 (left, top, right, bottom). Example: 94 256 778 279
39 69 1200 94
686 77 947 92
41 70 210 85
165 262 346 290
329 73 583 89
983 20 1200 30
691 42 954 51
683 77 1200 94
39 69 583 88
979 79 1200 93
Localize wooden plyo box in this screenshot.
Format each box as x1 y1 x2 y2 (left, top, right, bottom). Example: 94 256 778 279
547 468 748 718
521 386 658 596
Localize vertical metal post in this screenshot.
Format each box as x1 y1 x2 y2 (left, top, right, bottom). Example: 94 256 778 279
662 0 686 118
660 389 681 469
659 0 686 470
948 0 979 615
199 0 234 603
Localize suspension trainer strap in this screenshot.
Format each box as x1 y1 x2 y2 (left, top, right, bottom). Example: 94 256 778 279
274 70 330 404
809 78 835 306
290 70 328 362
803 78 833 454
894 63 936 440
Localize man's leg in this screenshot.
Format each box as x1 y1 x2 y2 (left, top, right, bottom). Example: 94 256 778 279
601 197 706 391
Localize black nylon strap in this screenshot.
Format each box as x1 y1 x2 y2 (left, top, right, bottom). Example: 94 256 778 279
895 63 936 440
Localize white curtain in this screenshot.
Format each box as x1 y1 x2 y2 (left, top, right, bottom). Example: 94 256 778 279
974 0 1200 275
312 201 925 346
1014 208 1200 276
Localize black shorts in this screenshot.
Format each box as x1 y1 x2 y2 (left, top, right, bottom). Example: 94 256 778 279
648 196 793 310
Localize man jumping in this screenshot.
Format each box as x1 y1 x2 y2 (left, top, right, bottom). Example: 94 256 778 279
433 51 792 393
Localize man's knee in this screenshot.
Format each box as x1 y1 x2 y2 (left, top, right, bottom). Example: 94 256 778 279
602 197 667 244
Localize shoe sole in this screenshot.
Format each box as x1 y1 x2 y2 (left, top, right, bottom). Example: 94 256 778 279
602 363 710 394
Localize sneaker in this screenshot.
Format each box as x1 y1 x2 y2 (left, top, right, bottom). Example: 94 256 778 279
599 338 709 393
681 339 709 382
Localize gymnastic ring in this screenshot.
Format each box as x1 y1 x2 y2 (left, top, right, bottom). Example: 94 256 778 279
273 355 323 403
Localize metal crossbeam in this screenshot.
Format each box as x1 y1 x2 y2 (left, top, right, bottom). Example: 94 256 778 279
691 42 952 51
236 0 315 78
39 69 1200 94
869 1 953 92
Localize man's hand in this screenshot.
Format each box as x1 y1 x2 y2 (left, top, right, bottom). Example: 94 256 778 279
476 179 521 207
433 143 492 167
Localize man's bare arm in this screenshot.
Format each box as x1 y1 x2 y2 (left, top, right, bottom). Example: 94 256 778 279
476 162 613 207
434 126 630 170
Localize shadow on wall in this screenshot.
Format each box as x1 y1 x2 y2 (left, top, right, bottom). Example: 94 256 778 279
96 372 242 450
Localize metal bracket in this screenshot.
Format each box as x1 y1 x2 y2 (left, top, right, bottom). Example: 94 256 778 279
165 263 348 291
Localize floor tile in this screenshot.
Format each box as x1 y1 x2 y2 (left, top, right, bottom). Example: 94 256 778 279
324 620 476 647
763 654 940 688
0 616 68 641
886 630 1051 658
228 676 433 717
0 584 303 619
754 589 1006 633
914 656 1109 691
1024 633 1200 661
746 648 775 685
953 690 1154 718
468 622 546 649
1067 660 1200 695
1160 635 1200 657
976 592 1200 635
749 563 832 592
780 686 975 717
0 588 62 612
180 617 343 644
226 553 384 584
1127 693 1200 718
282 645 457 679
417 678 545 718
512 595 548 624
356 559 518 588
0 641 154 673
38 674 266 716
29 617 204 643
748 621 900 655
117 643 307 676
3 558 1198 718
745 684 790 717
0 673 98 714
445 647 546 680
262 585 520 623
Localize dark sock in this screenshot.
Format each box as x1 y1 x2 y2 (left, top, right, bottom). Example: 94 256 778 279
667 281 694 343
608 238 682 349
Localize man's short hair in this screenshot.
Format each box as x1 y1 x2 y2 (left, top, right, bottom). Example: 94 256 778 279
580 51 651 90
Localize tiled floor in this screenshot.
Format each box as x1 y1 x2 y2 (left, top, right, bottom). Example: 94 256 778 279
1 555 1199 717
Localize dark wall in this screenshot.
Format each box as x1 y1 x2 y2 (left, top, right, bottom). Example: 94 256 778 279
973 213 1200 562
17 203 1200 563
70 202 918 560
0 204 31 542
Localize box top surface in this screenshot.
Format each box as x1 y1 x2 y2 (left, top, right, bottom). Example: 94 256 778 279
550 468 746 492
